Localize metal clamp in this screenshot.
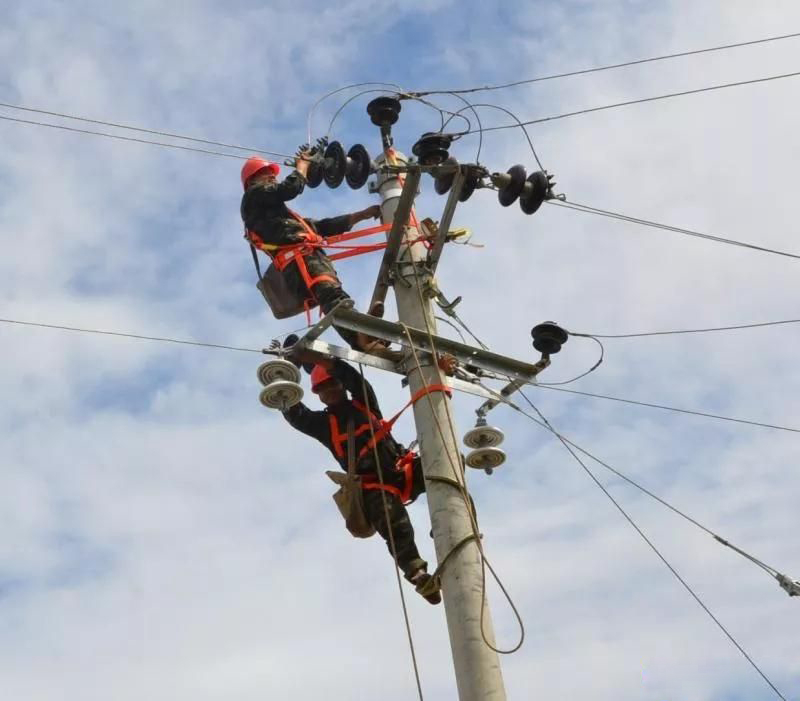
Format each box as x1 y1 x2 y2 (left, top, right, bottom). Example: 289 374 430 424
777 573 800 597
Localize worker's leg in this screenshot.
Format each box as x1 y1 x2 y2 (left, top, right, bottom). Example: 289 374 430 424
305 253 398 358
362 488 426 580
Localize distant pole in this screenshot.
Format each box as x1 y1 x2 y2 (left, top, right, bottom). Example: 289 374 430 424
375 147 507 701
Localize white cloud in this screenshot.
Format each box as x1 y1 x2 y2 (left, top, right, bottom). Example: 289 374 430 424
1 1 799 699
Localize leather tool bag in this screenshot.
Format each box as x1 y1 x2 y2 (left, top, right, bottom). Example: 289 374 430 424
326 416 376 539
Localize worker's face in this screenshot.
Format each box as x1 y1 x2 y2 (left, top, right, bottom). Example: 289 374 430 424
249 171 277 187
317 379 346 406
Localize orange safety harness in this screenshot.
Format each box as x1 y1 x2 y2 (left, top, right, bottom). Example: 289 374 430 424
245 180 432 320
245 211 396 321
327 383 452 504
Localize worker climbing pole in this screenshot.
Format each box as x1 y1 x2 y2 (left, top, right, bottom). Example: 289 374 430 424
368 96 509 700
250 92 569 700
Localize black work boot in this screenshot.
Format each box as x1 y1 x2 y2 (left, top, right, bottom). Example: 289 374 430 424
410 569 442 605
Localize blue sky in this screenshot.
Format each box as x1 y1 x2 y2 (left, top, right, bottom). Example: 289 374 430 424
1 1 799 699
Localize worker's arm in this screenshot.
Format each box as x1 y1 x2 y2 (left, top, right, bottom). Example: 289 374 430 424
243 171 307 213
282 401 327 439
313 205 382 238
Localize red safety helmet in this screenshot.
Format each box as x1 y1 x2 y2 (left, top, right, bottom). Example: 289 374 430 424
310 364 334 393
241 156 280 188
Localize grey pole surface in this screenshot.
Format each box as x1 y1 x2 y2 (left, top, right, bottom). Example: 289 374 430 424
376 150 507 701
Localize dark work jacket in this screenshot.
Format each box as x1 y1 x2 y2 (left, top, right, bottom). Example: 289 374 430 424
283 360 406 479
240 170 351 246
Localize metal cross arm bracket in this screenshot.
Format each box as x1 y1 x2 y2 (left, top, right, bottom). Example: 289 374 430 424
323 306 545 382
292 337 525 403
475 357 551 418
369 170 422 314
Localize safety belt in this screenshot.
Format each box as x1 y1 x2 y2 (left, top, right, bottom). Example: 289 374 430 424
346 416 356 477
249 243 264 283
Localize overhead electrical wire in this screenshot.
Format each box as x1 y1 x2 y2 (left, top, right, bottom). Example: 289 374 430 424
569 318 800 339
306 81 407 144
439 290 793 694
0 317 306 353
0 101 292 158
437 301 798 433
537 384 800 434
324 88 473 141
483 381 793 583
456 70 800 135
0 114 259 161
411 31 800 96
443 102 544 170
435 92 485 163
4 315 797 434
510 390 788 701
548 200 800 261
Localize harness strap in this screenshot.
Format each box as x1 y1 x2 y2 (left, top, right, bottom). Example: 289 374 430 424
328 383 451 500
249 242 263 281
355 383 452 461
362 450 416 504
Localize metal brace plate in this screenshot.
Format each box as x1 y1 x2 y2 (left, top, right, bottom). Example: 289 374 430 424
427 169 465 273
369 170 422 313
289 338 520 402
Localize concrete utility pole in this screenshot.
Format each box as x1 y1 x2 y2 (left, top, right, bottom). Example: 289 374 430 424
375 147 507 701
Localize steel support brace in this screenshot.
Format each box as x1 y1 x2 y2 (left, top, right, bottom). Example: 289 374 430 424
369 170 422 312
427 169 465 272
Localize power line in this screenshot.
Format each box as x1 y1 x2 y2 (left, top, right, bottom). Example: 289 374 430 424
537 384 800 434
0 114 251 160
509 396 786 579
0 101 292 158
513 390 788 701
3 315 797 434
459 70 800 134
411 31 800 96
548 200 800 261
570 318 800 339
437 296 798 433
0 317 268 353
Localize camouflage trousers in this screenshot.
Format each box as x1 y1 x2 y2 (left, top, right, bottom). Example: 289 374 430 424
362 488 426 580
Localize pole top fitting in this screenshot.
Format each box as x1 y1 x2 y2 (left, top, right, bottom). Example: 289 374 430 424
531 321 568 355
412 132 453 166
367 96 402 127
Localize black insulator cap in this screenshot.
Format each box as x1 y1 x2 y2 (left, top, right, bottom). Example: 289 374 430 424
367 96 402 126
411 132 453 166
531 321 568 355
434 156 459 195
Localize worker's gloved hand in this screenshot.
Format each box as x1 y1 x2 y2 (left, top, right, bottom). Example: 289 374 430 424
312 136 328 154
279 334 301 369
436 353 457 376
283 334 317 373
365 204 382 220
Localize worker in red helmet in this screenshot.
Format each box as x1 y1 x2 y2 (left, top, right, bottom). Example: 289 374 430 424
240 148 392 357
281 351 441 605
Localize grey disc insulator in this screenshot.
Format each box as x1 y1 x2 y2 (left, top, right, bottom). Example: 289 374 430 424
259 380 304 410
463 426 505 449
257 359 301 386
465 446 507 470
